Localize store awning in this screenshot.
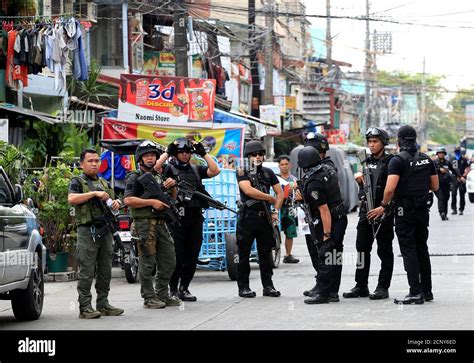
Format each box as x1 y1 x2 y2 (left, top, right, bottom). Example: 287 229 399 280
0 103 60 124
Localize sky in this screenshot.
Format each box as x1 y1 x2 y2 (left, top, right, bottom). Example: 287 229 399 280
304 0 474 106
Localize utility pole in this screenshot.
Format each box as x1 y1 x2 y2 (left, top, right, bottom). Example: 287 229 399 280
420 56 427 145
249 0 261 118
326 0 332 68
263 0 275 160
364 0 371 133
174 0 188 77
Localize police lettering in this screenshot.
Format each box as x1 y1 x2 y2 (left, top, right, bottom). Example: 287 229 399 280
413 159 429 166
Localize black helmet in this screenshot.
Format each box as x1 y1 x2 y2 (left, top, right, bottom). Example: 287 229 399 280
175 138 194 152
304 132 329 153
436 147 447 155
298 146 321 169
397 125 417 143
244 140 265 157
135 140 161 162
366 127 389 145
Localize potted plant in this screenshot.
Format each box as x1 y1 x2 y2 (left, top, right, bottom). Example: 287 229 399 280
24 156 81 273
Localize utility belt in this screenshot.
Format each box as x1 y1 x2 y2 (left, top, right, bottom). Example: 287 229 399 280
134 217 167 225
395 193 433 210
243 209 267 217
330 203 346 220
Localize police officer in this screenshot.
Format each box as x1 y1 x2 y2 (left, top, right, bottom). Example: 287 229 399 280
449 147 471 215
301 132 338 298
236 140 284 298
367 126 439 304
124 141 181 309
434 147 459 220
68 149 124 319
298 146 348 304
343 127 394 300
155 138 220 302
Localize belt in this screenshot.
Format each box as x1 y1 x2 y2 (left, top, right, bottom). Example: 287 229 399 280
245 210 266 217
135 217 167 225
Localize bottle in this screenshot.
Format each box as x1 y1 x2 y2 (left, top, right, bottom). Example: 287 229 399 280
106 198 119 215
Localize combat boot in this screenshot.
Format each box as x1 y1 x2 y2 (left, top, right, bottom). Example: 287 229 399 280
303 284 318 297
422 291 434 302
263 286 281 297
179 286 197 302
97 303 124 316
394 293 424 305
239 288 256 298
369 287 389 300
304 294 330 304
328 292 339 302
343 285 369 298
79 307 102 319
459 210 464 215
451 209 457 215
143 297 166 309
159 295 182 306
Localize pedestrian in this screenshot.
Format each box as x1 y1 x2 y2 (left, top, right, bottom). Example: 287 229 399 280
434 147 459 220
343 127 394 300
123 141 181 309
301 132 338 297
298 146 348 304
277 155 300 264
155 138 220 302
235 140 284 298
68 149 124 319
367 125 439 304
449 147 471 215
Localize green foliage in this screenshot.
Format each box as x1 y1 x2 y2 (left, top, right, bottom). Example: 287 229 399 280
63 124 91 157
24 163 81 254
22 122 66 167
0 142 33 184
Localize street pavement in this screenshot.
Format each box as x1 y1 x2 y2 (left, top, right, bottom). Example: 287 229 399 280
1 198 472 330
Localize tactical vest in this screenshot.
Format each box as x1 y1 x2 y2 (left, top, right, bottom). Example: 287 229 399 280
167 164 208 209
73 175 112 226
303 164 345 218
395 151 432 199
371 153 394 206
128 169 166 219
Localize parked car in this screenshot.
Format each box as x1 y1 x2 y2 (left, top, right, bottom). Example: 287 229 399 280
0 166 46 321
466 169 474 203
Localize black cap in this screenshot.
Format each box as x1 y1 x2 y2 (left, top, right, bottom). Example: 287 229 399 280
397 125 417 142
244 140 265 157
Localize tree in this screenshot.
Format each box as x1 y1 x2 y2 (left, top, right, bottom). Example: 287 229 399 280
0 142 33 184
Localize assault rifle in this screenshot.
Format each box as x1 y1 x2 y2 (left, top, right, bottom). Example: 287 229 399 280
137 172 181 226
177 179 238 214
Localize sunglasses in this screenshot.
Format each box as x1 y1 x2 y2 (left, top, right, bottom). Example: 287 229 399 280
250 152 265 157
366 127 382 137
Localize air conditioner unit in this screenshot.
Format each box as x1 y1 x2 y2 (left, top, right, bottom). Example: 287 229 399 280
74 2 97 23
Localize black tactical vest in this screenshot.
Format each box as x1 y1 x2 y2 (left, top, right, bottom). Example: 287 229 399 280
303 164 344 213
395 151 432 199
167 163 208 209
370 153 394 206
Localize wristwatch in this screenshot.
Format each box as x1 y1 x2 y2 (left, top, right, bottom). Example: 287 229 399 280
323 232 331 238
380 201 388 208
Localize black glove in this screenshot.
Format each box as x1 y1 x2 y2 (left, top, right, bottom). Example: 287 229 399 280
193 142 207 157
167 142 178 157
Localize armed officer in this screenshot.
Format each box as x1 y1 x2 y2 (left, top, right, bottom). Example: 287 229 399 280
343 127 394 300
301 132 338 298
433 147 459 220
449 147 471 215
368 126 439 304
298 146 348 304
236 140 284 298
68 149 124 319
124 141 181 309
155 138 220 302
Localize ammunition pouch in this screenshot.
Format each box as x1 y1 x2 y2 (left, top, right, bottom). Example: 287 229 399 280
330 203 346 220
396 193 433 210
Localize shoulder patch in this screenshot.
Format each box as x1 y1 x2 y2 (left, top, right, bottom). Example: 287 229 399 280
311 190 319 200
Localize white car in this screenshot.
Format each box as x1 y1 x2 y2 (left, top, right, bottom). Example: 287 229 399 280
467 169 474 203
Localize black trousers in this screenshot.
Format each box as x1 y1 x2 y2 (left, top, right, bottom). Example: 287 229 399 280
435 184 451 215
451 182 466 212
169 210 204 290
236 210 275 290
305 234 319 274
314 216 348 297
394 205 432 296
354 215 394 289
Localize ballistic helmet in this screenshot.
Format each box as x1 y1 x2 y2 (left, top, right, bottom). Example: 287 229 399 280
298 146 321 169
244 140 265 157
135 140 161 162
365 127 389 145
436 147 447 155
304 132 329 153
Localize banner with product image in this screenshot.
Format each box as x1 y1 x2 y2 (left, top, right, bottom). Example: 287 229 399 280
118 74 216 128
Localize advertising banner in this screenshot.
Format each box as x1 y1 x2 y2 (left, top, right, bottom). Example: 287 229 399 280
102 118 244 159
259 105 282 136
118 74 216 128
143 51 176 76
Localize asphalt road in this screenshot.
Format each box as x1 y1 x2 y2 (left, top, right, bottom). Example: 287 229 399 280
1 198 473 330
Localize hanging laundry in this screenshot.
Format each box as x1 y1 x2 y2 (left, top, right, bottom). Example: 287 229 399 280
72 20 88 81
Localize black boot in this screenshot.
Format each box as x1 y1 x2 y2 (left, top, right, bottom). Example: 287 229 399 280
394 293 424 305
178 286 197 302
343 286 369 298
303 285 318 297
239 288 256 298
304 294 330 304
369 287 389 300
263 286 281 297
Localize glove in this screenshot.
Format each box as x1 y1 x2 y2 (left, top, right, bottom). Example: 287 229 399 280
193 142 207 157
167 142 178 157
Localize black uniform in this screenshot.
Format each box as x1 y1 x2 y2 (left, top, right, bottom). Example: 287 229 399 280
389 150 437 297
304 156 338 274
450 156 471 213
302 164 348 298
236 165 279 290
433 158 458 217
164 162 210 293
354 153 395 290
